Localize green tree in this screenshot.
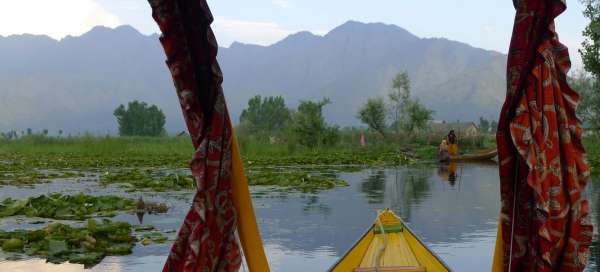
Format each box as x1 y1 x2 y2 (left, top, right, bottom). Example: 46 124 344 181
479 117 490 133
358 98 387 136
113 100 166 137
292 98 339 147
387 72 434 135
582 0 600 79
240 95 291 132
388 72 411 133
570 71 600 131
401 99 434 134
580 1 600 132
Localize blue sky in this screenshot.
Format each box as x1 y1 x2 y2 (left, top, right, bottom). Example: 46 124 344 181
0 0 589 69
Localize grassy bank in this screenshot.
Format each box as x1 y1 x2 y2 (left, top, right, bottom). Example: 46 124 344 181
0 132 495 169
0 135 193 170
0 132 497 191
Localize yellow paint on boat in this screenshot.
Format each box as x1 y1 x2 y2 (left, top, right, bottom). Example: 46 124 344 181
231 133 270 271
359 233 420 268
404 231 448 272
492 219 504 272
332 230 375 272
330 209 450 272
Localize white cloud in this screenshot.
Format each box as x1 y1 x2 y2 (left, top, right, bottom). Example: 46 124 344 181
213 17 293 46
0 0 120 40
483 25 494 33
271 0 292 9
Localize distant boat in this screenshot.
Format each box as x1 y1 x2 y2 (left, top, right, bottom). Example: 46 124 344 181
329 209 450 272
439 148 498 163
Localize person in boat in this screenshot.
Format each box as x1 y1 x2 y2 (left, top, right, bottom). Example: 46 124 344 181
447 130 458 156
438 139 450 162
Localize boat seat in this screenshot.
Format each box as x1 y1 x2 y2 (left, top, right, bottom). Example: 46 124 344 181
355 266 426 272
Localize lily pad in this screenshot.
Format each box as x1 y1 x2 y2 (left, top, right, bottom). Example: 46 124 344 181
0 219 136 267
247 170 349 192
2 238 24 252
0 193 160 220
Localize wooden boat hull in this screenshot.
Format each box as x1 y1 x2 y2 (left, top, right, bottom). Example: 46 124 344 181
446 149 497 162
329 209 450 272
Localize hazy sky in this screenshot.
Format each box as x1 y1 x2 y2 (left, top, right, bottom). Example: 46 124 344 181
0 0 590 69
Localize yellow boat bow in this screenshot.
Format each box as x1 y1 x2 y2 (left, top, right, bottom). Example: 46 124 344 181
329 209 450 272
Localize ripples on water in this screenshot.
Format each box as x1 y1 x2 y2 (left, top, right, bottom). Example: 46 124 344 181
0 163 598 271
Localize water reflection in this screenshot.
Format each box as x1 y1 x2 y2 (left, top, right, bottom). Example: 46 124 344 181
300 195 331 215
587 178 600 271
2 163 599 271
252 163 501 271
360 170 386 204
437 162 458 186
0 258 83 271
389 167 432 222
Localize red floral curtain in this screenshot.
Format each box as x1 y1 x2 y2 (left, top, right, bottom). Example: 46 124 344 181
147 0 241 271
497 0 593 271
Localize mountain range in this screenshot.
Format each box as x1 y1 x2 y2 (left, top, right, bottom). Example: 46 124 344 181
0 21 506 134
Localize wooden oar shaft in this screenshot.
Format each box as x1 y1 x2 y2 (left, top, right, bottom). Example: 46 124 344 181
230 133 270 271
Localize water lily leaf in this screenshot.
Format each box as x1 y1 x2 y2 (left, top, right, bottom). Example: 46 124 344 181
2 238 24 252
0 194 151 220
68 252 105 268
0 220 134 267
0 199 28 217
47 239 68 256
105 243 132 255
134 225 155 232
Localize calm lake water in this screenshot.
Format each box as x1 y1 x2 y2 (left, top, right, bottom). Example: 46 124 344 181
0 163 598 271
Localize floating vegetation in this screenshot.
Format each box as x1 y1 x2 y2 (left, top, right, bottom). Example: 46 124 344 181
134 225 155 232
144 201 169 214
0 138 421 175
0 219 135 268
0 171 47 186
0 193 137 220
258 164 366 174
0 170 85 186
247 170 348 192
132 225 171 246
139 232 169 246
245 150 416 167
101 169 195 192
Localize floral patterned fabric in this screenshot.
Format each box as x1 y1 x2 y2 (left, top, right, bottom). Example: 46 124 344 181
497 0 592 271
147 0 241 271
